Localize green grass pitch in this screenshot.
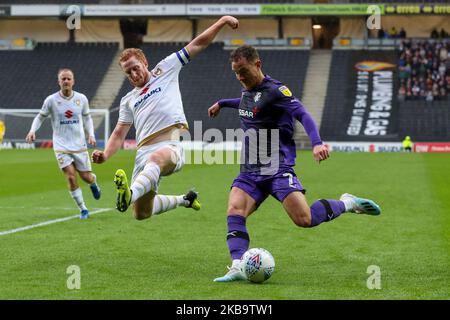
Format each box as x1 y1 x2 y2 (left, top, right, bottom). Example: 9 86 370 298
0 149 449 299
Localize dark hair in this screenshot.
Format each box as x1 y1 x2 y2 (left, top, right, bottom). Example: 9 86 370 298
230 45 260 63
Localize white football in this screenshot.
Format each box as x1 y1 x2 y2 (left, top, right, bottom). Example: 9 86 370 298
241 248 275 283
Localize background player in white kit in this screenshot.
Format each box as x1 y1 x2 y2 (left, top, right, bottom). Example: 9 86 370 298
26 68 101 219
92 15 239 220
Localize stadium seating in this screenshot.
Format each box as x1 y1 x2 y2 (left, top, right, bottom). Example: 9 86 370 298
109 42 310 138
397 39 449 102
0 42 118 110
398 100 450 142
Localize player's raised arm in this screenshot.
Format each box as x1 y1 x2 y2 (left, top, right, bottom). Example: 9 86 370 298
208 98 241 118
92 122 131 164
274 89 329 163
185 16 239 59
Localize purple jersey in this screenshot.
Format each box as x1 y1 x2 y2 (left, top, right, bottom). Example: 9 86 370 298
219 75 322 175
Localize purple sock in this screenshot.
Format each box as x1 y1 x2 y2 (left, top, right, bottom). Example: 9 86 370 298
310 199 346 227
226 214 249 260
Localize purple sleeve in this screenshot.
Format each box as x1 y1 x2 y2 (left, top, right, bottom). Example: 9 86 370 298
274 91 323 147
218 98 240 109
291 103 323 147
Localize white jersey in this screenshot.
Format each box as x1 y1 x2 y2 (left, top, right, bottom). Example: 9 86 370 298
39 91 90 152
118 49 190 148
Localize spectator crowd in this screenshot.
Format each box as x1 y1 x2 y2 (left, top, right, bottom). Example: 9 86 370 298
398 39 450 101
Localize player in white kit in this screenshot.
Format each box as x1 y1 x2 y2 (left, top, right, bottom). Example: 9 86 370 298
26 69 101 219
92 15 239 220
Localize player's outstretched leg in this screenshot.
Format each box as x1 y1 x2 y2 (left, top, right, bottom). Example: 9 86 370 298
89 173 101 200
151 190 201 216
340 193 381 215
214 215 248 282
114 169 132 212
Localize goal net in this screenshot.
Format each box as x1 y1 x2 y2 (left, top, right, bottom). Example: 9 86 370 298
0 108 110 148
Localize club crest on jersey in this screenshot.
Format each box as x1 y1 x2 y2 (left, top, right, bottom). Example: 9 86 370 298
152 68 163 77
254 92 262 102
134 87 162 109
278 86 292 97
75 99 81 106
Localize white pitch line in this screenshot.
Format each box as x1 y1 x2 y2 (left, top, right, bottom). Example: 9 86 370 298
0 206 79 211
0 208 112 236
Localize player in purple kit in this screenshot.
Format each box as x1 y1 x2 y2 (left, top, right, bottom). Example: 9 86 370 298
208 45 381 282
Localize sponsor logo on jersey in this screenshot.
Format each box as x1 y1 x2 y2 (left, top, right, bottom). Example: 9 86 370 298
65 110 73 118
60 119 79 125
59 120 80 124
239 109 255 118
278 86 292 97
251 106 260 116
139 86 150 96
134 87 162 109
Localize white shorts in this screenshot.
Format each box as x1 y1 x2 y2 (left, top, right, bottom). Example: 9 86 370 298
55 151 92 172
132 140 185 189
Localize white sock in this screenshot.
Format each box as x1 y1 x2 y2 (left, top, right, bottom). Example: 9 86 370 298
341 198 354 212
152 195 187 215
232 259 242 268
130 163 160 203
70 188 87 211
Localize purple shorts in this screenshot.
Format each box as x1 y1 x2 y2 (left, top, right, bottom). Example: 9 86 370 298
231 167 305 207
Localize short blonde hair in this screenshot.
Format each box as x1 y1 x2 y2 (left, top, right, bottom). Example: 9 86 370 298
119 48 148 66
57 68 74 78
